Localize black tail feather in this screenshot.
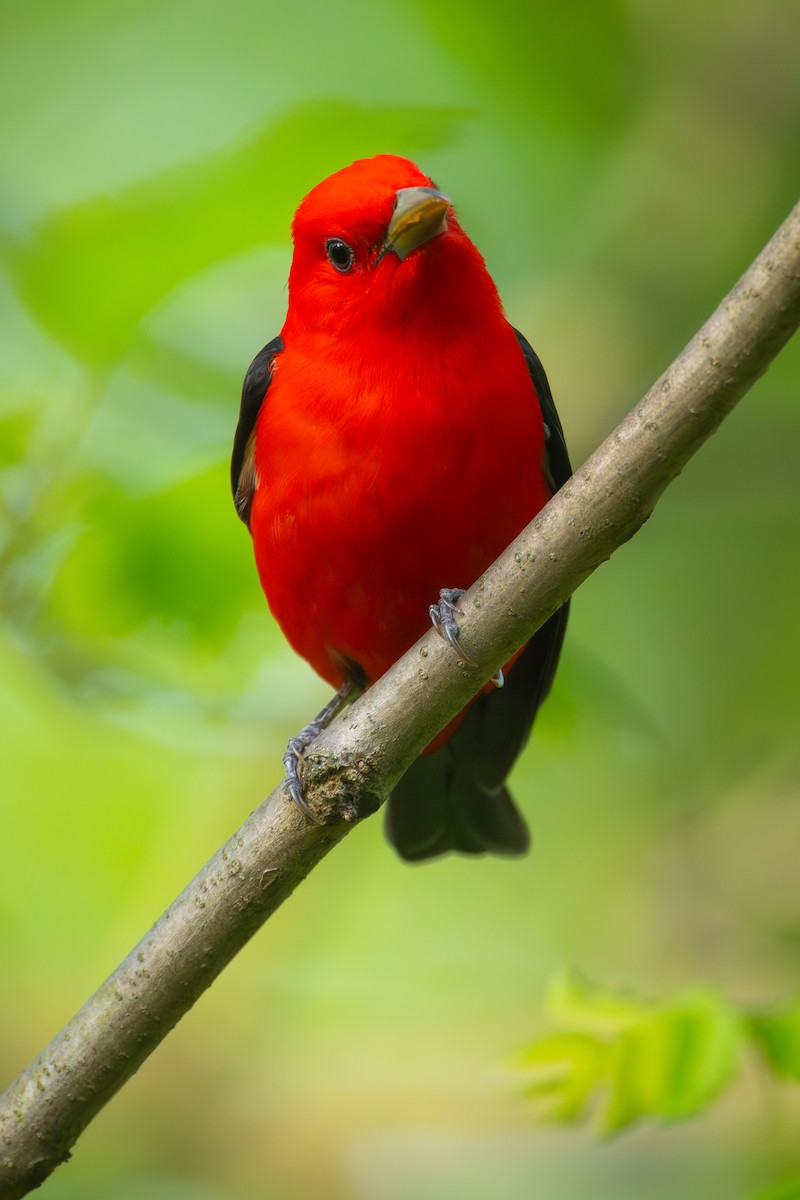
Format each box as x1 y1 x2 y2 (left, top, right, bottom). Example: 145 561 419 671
386 752 529 861
385 607 567 862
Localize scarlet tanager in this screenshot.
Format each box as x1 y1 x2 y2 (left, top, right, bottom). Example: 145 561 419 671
232 155 571 861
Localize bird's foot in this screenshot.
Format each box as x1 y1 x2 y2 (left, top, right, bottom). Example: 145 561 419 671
429 588 504 687
283 728 323 823
284 674 364 821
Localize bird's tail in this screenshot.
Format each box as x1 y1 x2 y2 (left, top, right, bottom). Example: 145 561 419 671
386 754 529 860
384 605 568 862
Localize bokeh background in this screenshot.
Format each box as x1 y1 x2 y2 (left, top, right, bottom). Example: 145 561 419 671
2 0 799 1196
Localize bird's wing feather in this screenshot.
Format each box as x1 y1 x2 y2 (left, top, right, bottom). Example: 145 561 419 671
231 335 284 528
513 327 572 490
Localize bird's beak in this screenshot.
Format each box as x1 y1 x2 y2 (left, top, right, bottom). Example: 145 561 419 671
385 186 451 261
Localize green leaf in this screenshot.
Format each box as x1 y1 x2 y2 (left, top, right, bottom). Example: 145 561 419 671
749 1000 800 1080
519 974 743 1134
546 970 645 1034
519 1031 609 1123
601 990 742 1134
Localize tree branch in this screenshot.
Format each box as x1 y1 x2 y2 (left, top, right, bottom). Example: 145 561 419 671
2 200 798 1199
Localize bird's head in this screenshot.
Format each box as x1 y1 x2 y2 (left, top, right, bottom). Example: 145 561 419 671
283 155 499 338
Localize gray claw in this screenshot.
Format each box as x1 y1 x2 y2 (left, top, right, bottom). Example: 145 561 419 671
283 675 364 823
429 588 478 668
283 740 321 823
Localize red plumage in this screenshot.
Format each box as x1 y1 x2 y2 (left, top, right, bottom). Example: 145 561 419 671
233 155 570 860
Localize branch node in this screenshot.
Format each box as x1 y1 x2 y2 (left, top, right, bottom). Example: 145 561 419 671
304 751 384 826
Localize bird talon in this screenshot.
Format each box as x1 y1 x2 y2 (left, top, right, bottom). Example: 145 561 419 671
283 743 321 823
430 588 478 667
438 588 467 614
428 603 444 637
293 782 322 824
282 675 364 824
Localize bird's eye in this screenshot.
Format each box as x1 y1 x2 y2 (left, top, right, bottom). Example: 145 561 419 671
325 238 355 273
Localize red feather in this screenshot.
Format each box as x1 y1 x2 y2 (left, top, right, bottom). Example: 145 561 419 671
234 155 568 859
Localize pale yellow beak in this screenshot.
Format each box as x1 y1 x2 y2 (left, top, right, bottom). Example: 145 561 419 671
386 186 451 261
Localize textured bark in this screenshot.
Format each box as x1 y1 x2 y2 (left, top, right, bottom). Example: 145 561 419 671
1 199 798 1199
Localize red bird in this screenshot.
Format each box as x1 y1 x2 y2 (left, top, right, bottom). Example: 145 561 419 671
232 155 570 861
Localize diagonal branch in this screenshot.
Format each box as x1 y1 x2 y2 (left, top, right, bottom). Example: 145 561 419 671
1 199 799 1200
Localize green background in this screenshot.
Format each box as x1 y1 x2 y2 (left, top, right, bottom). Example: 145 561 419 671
1 0 799 1196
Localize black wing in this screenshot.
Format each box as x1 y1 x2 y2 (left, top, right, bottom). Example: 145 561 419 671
514 327 572 491
386 332 571 861
231 335 284 528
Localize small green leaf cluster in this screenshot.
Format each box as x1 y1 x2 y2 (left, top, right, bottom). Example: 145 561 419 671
519 973 800 1135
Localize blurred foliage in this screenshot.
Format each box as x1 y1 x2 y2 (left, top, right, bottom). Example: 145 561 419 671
750 999 800 1082
752 1183 800 1200
520 974 800 1134
7 100 463 365
1 0 800 1198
